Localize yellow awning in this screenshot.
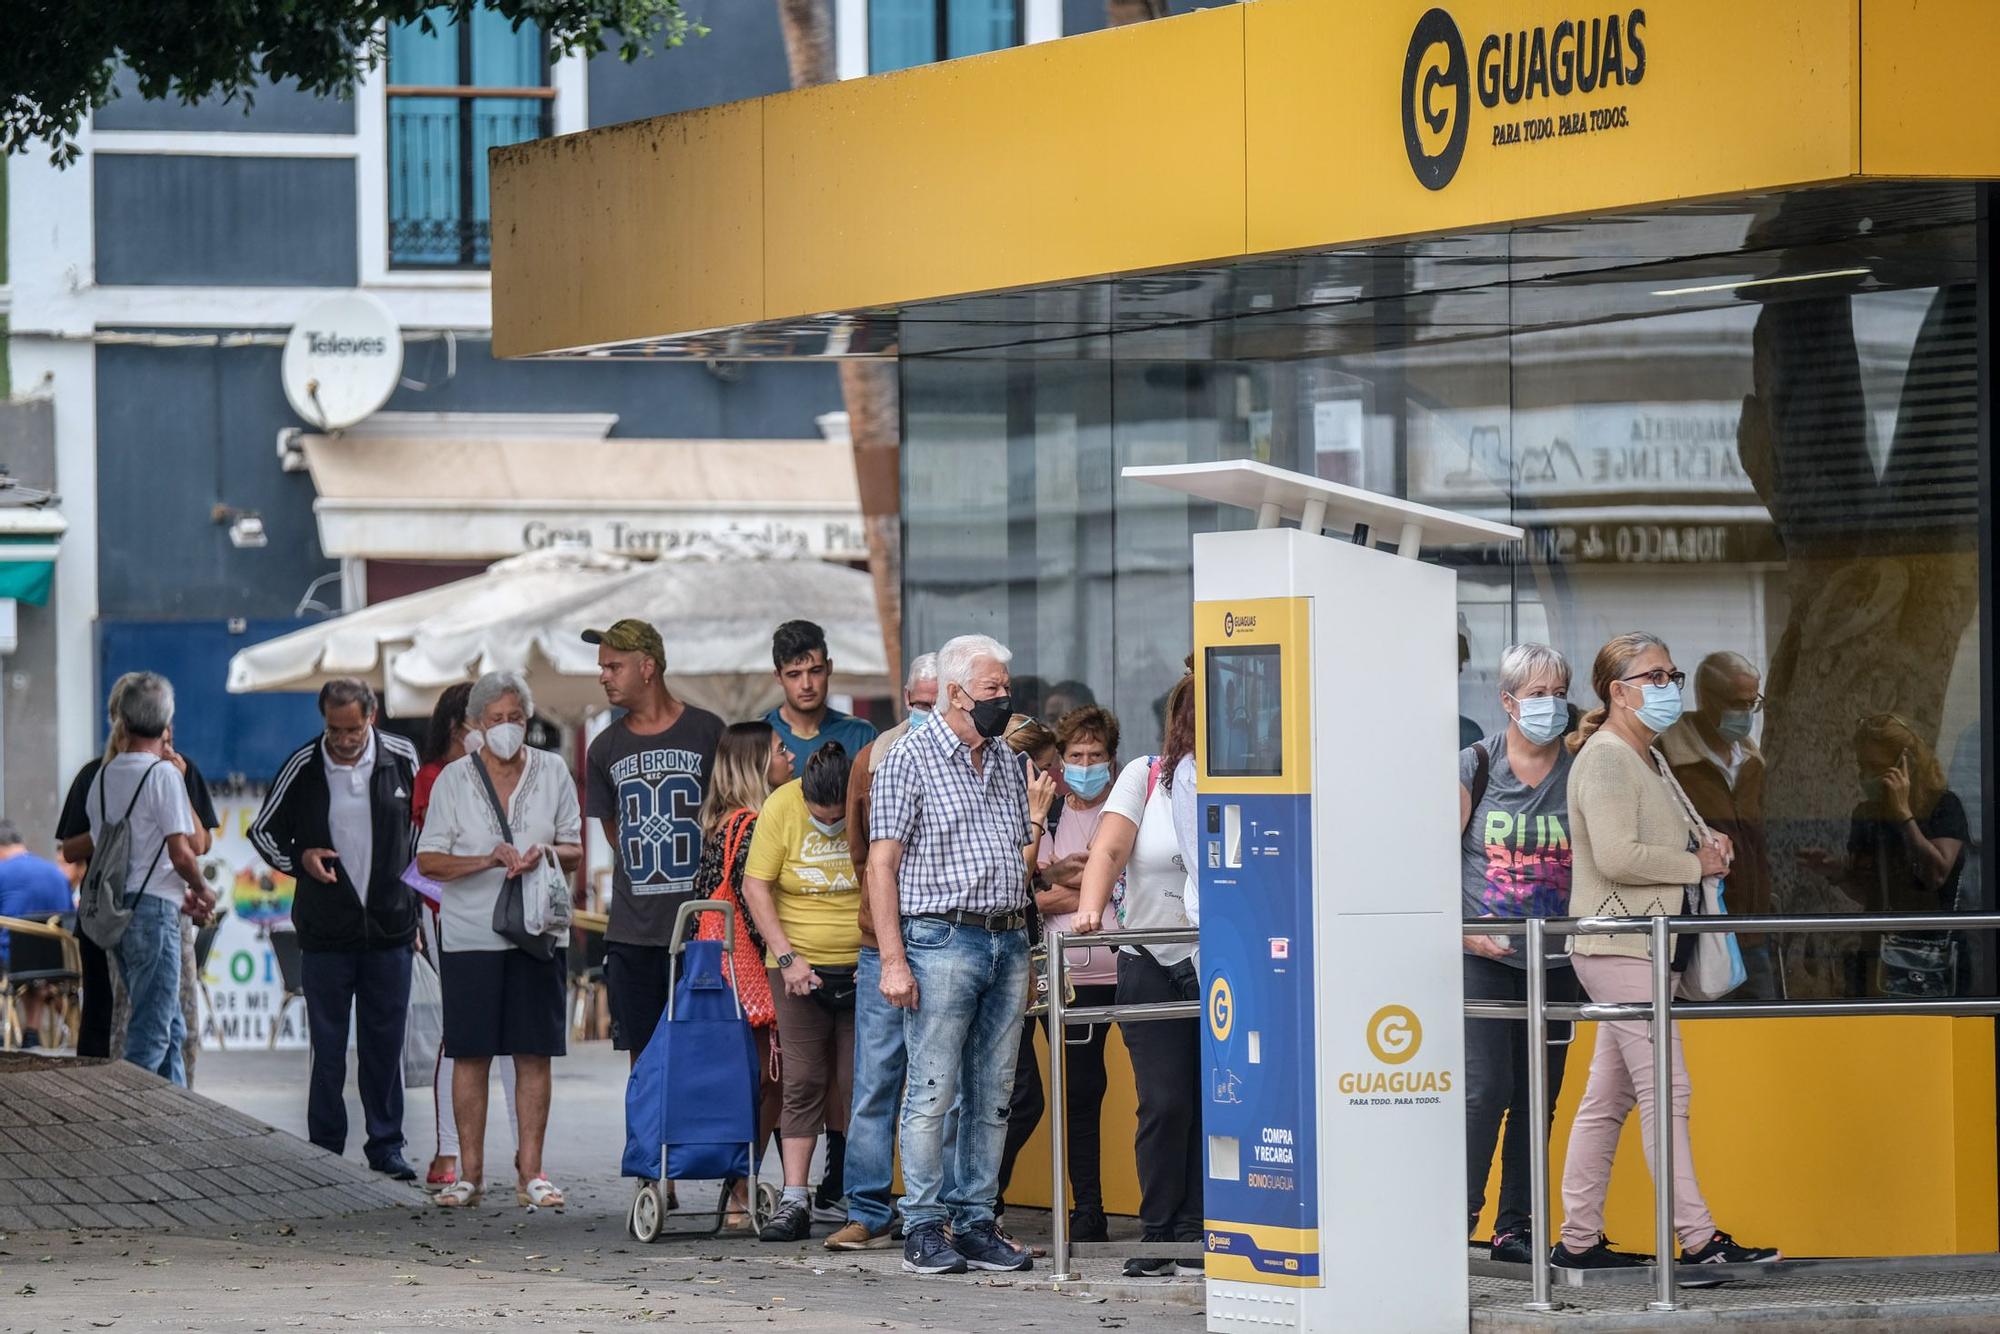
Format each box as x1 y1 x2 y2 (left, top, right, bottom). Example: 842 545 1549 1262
491 0 2000 359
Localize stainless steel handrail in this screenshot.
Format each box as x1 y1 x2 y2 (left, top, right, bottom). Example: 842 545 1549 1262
1044 924 1201 1282
1475 910 2000 1313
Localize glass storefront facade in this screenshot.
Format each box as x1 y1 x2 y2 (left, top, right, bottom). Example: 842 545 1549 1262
903 182 1992 1000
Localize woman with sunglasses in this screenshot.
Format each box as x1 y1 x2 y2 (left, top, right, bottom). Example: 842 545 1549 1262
1555 632 1778 1272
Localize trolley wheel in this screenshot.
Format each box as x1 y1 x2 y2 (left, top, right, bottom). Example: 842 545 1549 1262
630 1182 665 1243
755 1180 781 1226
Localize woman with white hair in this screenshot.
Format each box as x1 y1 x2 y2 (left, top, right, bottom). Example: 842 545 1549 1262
417 671 582 1210
1456 642 1582 1265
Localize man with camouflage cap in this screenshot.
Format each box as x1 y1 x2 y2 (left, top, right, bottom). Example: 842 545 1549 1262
582 620 725 1063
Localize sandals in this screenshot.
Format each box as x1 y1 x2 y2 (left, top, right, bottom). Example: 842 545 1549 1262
517 1177 566 1211
434 1181 481 1208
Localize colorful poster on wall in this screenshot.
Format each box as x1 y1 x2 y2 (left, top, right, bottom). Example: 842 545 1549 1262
197 793 306 1050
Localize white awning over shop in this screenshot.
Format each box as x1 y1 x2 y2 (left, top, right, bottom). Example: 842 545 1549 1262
301 435 868 562
225 543 889 720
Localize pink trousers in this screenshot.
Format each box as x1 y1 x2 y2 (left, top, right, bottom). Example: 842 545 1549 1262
1559 953 1717 1254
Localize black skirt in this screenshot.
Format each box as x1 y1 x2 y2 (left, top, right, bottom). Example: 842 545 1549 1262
440 946 567 1058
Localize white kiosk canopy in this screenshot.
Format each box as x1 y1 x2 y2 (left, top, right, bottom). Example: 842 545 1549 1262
1124 459 1522 555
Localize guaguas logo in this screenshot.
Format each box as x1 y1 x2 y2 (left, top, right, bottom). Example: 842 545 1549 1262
1365 1004 1423 1065
1401 8 1470 191
1223 611 1235 638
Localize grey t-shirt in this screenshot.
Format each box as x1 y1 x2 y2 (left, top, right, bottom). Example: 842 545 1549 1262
1459 732 1573 968
585 706 725 946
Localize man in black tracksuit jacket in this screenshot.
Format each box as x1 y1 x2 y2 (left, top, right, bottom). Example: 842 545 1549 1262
249 680 420 1179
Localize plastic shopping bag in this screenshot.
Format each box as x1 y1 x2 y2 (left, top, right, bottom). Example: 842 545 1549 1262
403 948 445 1087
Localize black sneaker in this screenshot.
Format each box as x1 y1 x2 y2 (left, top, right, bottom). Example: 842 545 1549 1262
1551 1236 1652 1269
903 1221 969 1275
758 1198 812 1243
1122 1255 1176 1278
1069 1207 1109 1244
1683 1231 1780 1266
956 1220 1032 1272
1489 1230 1532 1265
1173 1254 1205 1276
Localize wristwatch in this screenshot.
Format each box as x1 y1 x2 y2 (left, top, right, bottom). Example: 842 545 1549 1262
776 951 798 969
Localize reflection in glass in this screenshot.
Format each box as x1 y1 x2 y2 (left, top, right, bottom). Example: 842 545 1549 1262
898 184 1985 1001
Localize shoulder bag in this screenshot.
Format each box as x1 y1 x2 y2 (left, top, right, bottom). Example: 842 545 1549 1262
1653 750 1747 1001
469 753 558 961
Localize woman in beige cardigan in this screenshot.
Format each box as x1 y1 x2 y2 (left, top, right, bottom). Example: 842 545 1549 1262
1556 632 1779 1271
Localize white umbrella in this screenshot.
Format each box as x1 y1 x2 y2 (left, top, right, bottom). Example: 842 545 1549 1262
227 541 890 721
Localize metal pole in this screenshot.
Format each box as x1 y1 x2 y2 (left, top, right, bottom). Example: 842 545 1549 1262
1046 927 1072 1282
1648 915 1677 1312
1524 916 1553 1311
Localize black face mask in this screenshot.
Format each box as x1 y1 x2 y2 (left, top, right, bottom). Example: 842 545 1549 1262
964 692 1013 740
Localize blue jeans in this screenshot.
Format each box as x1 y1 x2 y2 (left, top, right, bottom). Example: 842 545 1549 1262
849 946 959 1232
897 918 1028 1231
119 897 186 1087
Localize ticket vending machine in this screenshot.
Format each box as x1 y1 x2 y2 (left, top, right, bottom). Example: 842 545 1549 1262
1126 461 1522 1334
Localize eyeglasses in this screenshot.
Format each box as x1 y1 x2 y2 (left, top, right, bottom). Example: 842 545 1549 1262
1619 669 1687 690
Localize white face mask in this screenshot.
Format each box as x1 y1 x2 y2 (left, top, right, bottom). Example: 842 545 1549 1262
481 722 527 761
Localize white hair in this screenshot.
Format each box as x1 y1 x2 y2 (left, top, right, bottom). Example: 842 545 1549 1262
116 672 176 738
935 635 1012 691
905 652 940 691
467 670 535 724
1498 643 1570 697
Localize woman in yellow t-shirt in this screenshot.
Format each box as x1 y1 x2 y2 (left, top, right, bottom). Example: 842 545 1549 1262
739 740 861 1243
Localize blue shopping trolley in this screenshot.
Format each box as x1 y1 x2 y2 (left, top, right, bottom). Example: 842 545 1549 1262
623 900 770 1241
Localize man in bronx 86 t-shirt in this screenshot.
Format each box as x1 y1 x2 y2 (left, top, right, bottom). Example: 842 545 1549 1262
583 621 725 1059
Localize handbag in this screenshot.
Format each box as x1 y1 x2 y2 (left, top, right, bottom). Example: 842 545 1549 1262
402 947 445 1086
468 752 557 961
699 809 777 1027
1880 853 1963 997
1653 753 1747 1002
810 965 858 1013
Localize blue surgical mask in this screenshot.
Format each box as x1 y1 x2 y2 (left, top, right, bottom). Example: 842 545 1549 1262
1716 708 1754 742
809 815 847 839
1063 761 1112 800
906 707 931 732
1508 694 1565 746
1630 681 1685 733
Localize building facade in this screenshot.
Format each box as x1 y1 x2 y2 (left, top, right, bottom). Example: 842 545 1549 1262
489 0 2000 1257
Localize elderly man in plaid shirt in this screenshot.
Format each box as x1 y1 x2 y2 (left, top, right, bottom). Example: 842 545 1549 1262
866 633 1037 1277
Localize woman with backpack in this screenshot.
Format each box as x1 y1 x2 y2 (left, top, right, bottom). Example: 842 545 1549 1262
1457 643 1581 1265
693 721 789 1230
1072 667 1201 1278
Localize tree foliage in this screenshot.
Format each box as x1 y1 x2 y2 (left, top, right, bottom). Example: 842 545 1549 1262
4 0 698 164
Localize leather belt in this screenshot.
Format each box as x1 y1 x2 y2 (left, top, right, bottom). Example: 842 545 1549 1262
918 909 1029 933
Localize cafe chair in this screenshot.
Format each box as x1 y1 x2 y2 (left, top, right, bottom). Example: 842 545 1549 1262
0 914 83 1051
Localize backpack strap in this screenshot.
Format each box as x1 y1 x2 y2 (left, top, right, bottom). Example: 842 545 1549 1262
1144 755 1163 806
1464 742 1490 833
124 759 174 901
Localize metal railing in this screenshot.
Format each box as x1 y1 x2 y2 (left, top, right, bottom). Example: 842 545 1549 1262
1475 911 2000 1314
1036 913 2000 1306
1044 925 1202 1282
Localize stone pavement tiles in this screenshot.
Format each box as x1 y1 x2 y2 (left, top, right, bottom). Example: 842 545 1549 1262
0 1053 414 1231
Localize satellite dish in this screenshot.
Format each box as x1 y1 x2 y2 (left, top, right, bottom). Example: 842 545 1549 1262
282 292 404 430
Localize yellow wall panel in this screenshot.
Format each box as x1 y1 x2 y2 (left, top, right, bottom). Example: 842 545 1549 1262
1472 1017 1996 1258
1246 0 1859 257
490 101 765 359
760 6 1246 320
1860 0 2000 177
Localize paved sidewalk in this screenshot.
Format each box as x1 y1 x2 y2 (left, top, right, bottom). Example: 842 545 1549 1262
0 1053 408 1232
0 1044 1204 1331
